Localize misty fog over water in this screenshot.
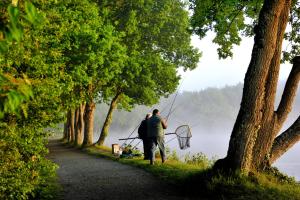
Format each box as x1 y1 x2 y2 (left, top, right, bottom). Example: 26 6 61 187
94 83 300 181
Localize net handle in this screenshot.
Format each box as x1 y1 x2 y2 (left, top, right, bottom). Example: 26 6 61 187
165 125 191 136
165 133 175 135
119 137 139 141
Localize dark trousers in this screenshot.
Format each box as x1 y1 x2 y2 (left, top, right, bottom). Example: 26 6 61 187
142 138 150 160
148 137 166 163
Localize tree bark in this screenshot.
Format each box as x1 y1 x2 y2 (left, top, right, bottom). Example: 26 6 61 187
96 93 121 146
266 56 300 164
74 103 85 146
269 116 300 164
216 0 289 174
66 110 71 142
63 122 68 140
276 56 300 125
67 109 75 143
82 101 95 147
250 0 291 171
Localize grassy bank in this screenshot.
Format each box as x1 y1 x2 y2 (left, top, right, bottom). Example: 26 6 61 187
66 142 300 200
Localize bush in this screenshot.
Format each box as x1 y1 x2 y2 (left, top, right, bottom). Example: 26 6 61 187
0 123 58 199
184 152 215 168
165 147 179 161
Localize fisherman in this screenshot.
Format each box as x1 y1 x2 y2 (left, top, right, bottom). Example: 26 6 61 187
147 109 167 165
138 113 152 160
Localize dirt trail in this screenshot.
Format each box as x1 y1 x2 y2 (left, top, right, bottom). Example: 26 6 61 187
47 140 191 200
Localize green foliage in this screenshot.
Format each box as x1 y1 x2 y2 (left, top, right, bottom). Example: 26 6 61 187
0 1 42 119
165 147 179 161
0 2 41 52
190 0 263 58
99 0 201 108
283 1 300 62
184 152 215 168
96 0 200 145
154 147 179 161
0 4 60 197
0 0 127 198
51 0 126 104
0 74 32 119
0 123 58 200
190 0 300 61
0 1 65 199
265 167 297 184
201 171 300 200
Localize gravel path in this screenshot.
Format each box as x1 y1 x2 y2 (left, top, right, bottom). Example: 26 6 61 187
47 140 190 200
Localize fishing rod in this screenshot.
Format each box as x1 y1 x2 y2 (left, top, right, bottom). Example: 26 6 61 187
120 97 175 144
166 90 179 122
121 77 186 149
120 124 139 147
119 105 180 141
120 101 179 146
130 90 182 149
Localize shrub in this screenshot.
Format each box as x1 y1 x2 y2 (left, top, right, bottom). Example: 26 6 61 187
0 124 58 199
165 147 179 161
184 152 214 168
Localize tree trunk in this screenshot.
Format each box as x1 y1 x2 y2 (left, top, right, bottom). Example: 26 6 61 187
258 56 300 170
74 103 85 146
63 122 68 140
265 56 300 164
96 93 121 146
250 0 291 171
269 116 300 164
215 0 290 174
82 101 95 147
66 110 71 142
67 109 75 143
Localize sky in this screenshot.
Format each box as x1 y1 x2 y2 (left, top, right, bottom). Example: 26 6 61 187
179 34 293 91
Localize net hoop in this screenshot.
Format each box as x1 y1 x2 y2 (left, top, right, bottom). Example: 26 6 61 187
174 125 192 150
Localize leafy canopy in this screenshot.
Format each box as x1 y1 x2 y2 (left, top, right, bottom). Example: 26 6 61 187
189 0 300 61
99 0 201 109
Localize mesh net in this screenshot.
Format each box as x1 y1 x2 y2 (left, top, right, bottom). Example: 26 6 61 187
175 125 192 150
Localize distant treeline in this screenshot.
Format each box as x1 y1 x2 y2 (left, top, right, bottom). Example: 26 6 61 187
94 82 300 136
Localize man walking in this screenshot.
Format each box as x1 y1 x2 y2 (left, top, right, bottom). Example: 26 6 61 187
147 109 167 165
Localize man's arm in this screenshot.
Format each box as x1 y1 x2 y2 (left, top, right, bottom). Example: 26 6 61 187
161 119 167 129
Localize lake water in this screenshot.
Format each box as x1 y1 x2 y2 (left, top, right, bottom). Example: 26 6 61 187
105 131 300 181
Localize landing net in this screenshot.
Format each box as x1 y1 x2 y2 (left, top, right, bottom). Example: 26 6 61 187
175 125 192 150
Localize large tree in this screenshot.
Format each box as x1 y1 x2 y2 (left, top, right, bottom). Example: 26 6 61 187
37 0 126 147
95 0 200 146
190 0 300 174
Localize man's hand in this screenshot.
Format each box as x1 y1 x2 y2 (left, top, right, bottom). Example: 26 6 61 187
161 119 167 129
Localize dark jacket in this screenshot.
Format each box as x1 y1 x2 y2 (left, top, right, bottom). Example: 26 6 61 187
138 119 148 139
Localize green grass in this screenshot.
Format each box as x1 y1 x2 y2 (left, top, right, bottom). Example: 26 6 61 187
73 143 300 200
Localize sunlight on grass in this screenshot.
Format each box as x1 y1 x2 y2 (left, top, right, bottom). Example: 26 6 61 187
82 144 300 200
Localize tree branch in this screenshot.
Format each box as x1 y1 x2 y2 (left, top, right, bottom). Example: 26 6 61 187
276 56 300 125
269 115 300 164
